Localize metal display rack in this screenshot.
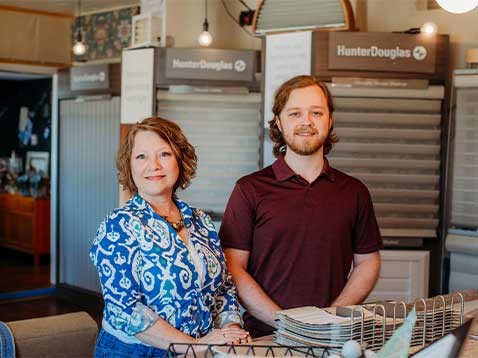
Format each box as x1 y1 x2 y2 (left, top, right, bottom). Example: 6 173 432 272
166 293 466 357
167 344 331 357
343 292 464 350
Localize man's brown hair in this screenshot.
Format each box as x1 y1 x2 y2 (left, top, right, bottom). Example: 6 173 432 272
117 117 197 195
268 75 338 157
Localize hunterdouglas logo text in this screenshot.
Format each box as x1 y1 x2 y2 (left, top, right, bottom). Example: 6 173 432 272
336 45 413 60
172 59 234 72
72 72 106 83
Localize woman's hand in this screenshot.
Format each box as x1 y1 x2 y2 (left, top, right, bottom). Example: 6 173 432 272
222 323 252 344
196 325 250 345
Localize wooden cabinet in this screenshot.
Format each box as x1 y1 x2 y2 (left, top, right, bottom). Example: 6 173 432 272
0 193 50 266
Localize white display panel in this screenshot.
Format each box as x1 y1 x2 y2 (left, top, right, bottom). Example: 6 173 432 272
263 31 311 166
121 48 155 124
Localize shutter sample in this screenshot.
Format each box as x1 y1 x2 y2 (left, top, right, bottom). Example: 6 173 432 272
157 91 261 214
327 85 444 238
253 0 354 34
450 88 478 228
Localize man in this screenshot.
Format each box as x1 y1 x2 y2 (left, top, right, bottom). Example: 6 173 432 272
219 75 383 338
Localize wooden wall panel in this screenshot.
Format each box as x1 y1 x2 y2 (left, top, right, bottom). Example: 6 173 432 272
0 6 72 67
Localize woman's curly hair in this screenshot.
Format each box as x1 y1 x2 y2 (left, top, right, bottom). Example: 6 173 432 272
268 75 338 157
117 117 197 195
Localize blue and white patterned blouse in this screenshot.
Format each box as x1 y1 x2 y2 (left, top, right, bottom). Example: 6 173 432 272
90 193 242 344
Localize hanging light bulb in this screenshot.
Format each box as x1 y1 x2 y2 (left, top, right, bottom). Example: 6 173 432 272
420 22 437 35
72 0 86 56
436 0 478 14
198 0 212 47
198 22 213 47
73 30 86 56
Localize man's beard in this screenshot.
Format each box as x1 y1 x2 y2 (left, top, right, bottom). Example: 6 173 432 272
283 129 326 156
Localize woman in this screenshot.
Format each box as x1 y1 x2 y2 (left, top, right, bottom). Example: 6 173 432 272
90 117 249 357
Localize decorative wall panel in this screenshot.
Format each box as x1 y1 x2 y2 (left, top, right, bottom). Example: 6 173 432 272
72 6 139 62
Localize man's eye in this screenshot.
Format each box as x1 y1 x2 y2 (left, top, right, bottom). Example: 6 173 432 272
289 112 300 117
312 111 323 116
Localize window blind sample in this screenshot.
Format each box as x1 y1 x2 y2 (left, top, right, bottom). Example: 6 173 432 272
253 0 352 34
327 85 445 238
157 91 261 215
449 88 478 228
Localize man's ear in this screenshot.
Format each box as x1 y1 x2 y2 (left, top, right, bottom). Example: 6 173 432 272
329 115 333 130
275 116 282 133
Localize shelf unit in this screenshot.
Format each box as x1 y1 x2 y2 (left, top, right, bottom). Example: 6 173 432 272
0 193 50 266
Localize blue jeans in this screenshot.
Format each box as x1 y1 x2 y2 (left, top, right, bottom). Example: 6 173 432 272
94 328 168 358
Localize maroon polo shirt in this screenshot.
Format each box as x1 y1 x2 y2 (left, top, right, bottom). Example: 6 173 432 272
219 155 383 338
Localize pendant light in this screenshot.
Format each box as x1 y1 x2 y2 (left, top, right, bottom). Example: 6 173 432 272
435 0 478 14
73 0 86 56
198 0 213 47
420 22 438 35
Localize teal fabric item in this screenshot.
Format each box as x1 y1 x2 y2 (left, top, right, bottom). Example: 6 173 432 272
0 321 15 358
377 308 417 358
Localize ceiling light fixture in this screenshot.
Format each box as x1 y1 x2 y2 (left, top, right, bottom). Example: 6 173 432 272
198 0 213 47
435 0 478 14
72 0 86 56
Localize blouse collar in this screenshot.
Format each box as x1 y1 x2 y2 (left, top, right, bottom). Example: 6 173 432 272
130 193 194 221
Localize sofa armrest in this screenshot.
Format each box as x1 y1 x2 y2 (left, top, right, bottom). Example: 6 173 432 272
6 312 98 358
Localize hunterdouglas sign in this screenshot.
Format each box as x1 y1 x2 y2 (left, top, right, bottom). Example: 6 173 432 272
328 32 437 74
165 48 254 81
70 64 110 91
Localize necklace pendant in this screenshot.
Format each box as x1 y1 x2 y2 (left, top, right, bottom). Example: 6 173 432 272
169 218 185 232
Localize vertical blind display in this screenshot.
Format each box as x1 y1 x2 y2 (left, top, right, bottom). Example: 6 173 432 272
59 97 120 292
157 91 261 215
450 88 478 228
327 85 445 238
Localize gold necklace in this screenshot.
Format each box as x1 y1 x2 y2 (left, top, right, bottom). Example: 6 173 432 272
167 216 185 231
156 205 184 232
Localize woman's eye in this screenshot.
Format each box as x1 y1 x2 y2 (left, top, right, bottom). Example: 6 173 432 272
135 154 145 160
160 152 171 158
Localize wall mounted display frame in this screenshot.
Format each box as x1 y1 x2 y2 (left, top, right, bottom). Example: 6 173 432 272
26 151 49 177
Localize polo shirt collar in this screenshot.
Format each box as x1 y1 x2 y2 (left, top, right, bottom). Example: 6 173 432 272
272 154 336 182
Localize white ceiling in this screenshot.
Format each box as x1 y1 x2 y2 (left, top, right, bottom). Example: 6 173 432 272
0 0 140 16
